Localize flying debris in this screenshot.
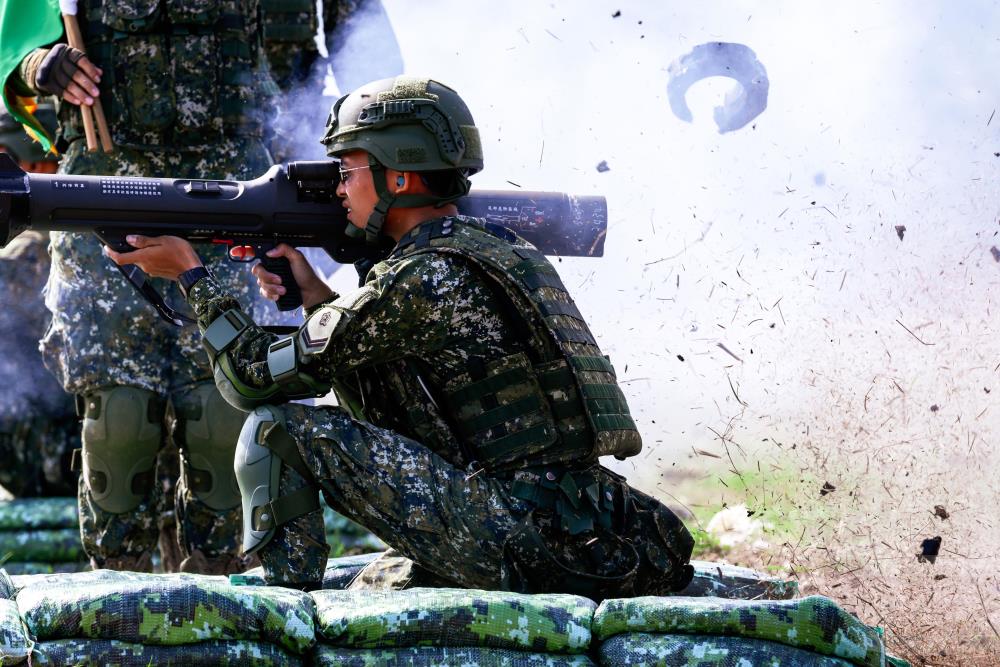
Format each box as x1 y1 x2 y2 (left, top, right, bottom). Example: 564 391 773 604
666 42 769 133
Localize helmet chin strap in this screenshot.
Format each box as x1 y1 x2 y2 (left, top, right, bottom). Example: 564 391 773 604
354 154 464 246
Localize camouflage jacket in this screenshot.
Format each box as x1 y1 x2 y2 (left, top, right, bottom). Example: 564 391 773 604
189 216 638 471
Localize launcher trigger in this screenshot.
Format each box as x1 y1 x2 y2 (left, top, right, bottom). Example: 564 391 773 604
94 230 135 253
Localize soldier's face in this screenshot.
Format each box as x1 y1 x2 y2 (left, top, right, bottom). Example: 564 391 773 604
336 151 378 229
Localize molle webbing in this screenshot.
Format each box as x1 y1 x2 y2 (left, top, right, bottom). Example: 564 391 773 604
76 0 272 147
262 0 318 42
395 219 642 467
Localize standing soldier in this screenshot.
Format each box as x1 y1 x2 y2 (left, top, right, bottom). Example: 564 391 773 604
3 0 306 574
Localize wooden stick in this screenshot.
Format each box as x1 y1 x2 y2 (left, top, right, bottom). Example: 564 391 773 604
61 13 112 152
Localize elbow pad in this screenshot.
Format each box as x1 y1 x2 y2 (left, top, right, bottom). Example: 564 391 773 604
204 309 330 411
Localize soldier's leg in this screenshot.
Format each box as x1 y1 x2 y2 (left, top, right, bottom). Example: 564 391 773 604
169 381 252 574
42 145 178 571
77 386 165 571
234 403 532 590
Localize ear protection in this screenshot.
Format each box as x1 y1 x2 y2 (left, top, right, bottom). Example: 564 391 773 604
396 175 405 187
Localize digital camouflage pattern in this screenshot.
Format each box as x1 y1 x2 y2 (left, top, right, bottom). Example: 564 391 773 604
312 645 596 667
0 598 31 666
0 529 83 563
43 139 272 571
0 498 77 530
312 587 594 653
43 141 272 396
591 595 888 667
9 568 226 590
0 233 77 499
19 0 286 572
186 217 692 597
599 633 859 667
678 560 798 600
29 638 301 666
17 577 315 654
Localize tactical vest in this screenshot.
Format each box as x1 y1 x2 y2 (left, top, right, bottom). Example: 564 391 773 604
261 0 319 89
262 0 317 44
389 217 643 471
64 0 278 148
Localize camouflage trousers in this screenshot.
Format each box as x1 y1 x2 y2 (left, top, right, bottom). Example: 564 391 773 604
257 403 694 598
41 138 273 572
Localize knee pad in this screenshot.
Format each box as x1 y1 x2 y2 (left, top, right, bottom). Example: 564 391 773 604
235 405 319 555
80 386 164 514
171 382 247 512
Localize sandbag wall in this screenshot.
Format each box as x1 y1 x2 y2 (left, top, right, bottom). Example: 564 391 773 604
0 558 911 666
0 498 88 574
9 570 316 665
310 588 597 666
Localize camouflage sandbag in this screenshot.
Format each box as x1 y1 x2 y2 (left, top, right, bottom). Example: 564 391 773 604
599 633 857 666
0 598 31 665
678 560 798 600
30 638 301 666
0 498 77 530
0 529 83 562
592 596 885 667
313 644 597 666
235 552 382 589
0 562 89 576
17 577 316 654
10 569 227 592
313 588 595 653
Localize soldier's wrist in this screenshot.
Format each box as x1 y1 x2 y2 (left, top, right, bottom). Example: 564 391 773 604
179 266 212 299
17 48 50 95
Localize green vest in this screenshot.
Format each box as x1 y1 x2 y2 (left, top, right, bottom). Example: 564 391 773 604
261 0 319 89
65 0 277 148
388 217 642 472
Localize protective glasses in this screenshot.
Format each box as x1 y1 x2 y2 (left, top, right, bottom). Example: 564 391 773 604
338 164 370 183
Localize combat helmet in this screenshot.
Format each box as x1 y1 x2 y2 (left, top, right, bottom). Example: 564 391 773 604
321 76 483 244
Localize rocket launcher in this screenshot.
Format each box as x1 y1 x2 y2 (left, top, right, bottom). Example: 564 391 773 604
0 156 607 325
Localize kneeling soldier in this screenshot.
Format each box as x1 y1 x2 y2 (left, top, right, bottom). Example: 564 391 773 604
106 76 694 597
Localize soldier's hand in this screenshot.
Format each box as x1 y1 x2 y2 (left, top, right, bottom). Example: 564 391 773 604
252 244 333 309
104 235 203 280
34 44 102 106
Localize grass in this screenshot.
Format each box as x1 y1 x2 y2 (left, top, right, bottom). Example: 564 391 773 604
671 462 833 561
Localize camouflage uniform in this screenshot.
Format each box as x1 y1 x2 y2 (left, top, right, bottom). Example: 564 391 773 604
12 0 310 573
0 232 78 498
188 216 694 596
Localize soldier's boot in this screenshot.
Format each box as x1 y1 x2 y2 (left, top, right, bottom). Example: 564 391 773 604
235 405 328 589
78 386 165 571
170 381 252 575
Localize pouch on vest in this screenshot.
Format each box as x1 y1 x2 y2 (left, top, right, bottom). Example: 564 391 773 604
166 0 221 24
115 33 176 136
101 0 162 33
171 32 222 143
442 351 559 470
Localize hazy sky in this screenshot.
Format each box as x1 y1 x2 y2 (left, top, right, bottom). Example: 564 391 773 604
308 2 1000 487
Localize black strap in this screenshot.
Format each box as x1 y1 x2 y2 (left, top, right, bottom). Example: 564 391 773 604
260 421 315 485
